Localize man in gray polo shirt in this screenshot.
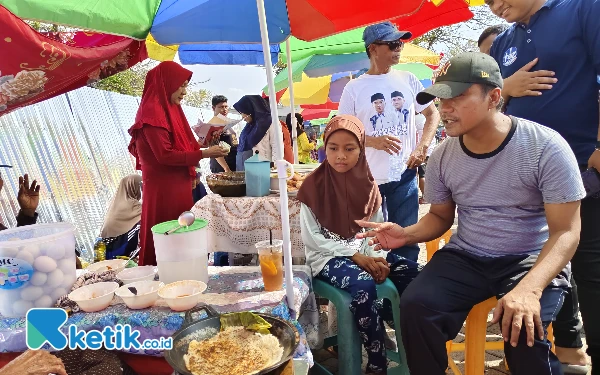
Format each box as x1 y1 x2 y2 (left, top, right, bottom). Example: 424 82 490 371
358 52 585 374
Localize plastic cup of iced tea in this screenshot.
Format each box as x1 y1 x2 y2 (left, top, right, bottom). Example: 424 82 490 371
255 240 284 291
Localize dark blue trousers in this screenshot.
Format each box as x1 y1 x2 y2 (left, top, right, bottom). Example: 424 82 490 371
400 248 568 375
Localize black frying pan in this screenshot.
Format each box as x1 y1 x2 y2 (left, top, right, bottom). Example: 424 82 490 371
165 304 300 375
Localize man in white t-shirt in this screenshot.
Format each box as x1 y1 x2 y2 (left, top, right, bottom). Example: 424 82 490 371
338 21 440 261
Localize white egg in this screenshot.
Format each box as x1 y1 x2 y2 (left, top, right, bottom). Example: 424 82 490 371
46 269 64 288
0 289 20 306
15 250 34 265
44 243 66 259
20 286 44 301
61 273 77 290
60 239 76 256
58 258 76 274
0 289 21 317
30 272 48 286
0 302 14 317
13 300 34 316
34 295 54 308
0 247 19 258
51 288 67 301
21 244 40 258
33 256 57 273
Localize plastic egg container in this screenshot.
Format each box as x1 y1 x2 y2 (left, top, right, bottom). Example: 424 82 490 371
0 223 77 318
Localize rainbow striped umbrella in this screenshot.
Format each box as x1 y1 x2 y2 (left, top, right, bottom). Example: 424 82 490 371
276 63 434 106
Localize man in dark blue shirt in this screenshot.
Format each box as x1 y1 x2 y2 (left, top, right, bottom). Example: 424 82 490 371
489 0 600 373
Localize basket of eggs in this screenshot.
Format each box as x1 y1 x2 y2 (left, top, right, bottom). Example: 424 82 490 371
206 171 246 197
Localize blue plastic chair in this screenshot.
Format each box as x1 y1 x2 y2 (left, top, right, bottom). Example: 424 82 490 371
312 278 409 375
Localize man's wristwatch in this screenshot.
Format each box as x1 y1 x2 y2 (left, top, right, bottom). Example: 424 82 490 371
596 141 600 151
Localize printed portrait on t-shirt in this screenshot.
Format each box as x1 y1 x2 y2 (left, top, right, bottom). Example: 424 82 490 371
391 91 409 135
337 70 429 182
369 93 395 132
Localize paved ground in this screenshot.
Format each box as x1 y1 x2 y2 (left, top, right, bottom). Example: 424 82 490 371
309 203 590 374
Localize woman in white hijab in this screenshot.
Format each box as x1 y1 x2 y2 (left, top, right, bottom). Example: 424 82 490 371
99 174 142 259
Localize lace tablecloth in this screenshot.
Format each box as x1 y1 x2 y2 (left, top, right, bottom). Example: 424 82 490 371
192 195 305 257
0 266 319 365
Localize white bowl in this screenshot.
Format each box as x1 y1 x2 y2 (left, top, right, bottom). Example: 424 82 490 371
68 282 119 312
86 259 128 275
158 280 207 312
117 266 156 284
115 281 163 310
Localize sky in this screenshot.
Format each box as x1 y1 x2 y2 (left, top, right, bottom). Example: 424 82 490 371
186 64 268 106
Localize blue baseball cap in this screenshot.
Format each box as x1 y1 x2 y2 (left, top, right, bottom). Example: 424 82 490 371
363 21 412 48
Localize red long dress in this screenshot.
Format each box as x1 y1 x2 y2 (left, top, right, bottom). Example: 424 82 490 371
135 126 203 266
128 61 203 266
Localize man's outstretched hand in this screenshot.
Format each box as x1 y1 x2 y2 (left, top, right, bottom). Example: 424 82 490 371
355 220 408 250
18 174 40 217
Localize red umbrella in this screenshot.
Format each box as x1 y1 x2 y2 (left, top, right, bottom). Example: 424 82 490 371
301 108 336 121
302 99 339 111
301 99 339 120
288 0 474 41
395 0 475 41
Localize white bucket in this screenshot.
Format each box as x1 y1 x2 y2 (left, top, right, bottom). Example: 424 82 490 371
151 219 208 285
0 223 77 317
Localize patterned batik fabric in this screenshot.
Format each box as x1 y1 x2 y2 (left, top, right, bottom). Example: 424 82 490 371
317 253 422 373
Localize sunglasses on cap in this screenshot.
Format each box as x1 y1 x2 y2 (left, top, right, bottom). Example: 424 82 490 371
372 40 404 51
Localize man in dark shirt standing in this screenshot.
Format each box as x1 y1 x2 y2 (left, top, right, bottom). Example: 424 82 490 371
0 167 40 231
489 0 600 373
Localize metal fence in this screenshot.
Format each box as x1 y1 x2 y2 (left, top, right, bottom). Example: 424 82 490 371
0 86 216 261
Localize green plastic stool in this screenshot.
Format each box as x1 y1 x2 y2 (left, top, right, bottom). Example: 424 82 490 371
312 278 409 375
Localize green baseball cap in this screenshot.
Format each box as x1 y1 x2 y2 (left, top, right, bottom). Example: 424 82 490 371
416 52 503 105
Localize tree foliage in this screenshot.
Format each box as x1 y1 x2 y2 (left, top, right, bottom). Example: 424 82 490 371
25 21 63 33
90 60 154 97
412 7 501 63
182 87 212 108
92 61 212 105
273 59 287 75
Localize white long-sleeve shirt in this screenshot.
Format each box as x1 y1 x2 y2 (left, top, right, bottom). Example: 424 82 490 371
252 129 278 162
300 203 387 276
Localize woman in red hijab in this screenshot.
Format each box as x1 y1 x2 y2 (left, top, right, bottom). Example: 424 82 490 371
128 61 227 266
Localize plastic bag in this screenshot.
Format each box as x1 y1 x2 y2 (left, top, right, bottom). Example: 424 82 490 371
220 312 272 334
